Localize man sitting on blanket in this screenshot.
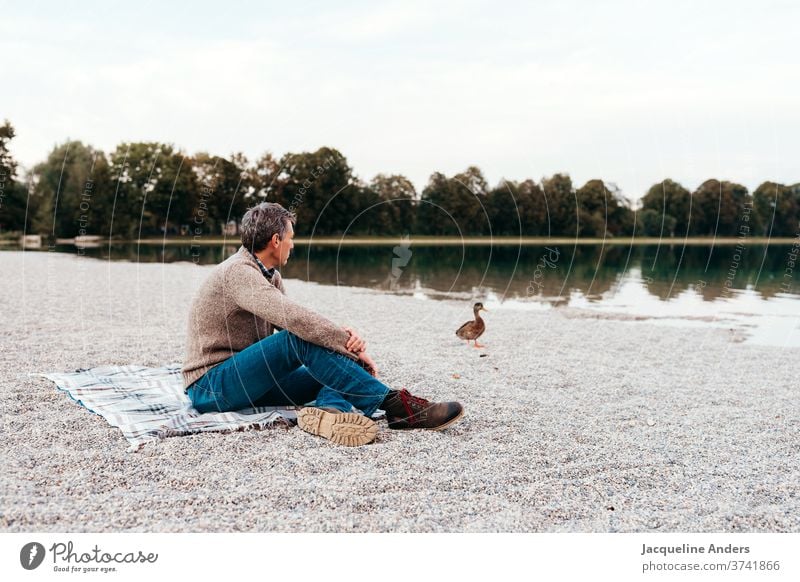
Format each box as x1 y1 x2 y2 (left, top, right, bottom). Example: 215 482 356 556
182 202 464 446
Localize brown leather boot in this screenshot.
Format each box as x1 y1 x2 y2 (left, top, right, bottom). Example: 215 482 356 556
380 389 464 430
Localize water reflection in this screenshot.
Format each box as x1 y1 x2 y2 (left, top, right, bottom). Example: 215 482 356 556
6 241 799 346
564 266 799 347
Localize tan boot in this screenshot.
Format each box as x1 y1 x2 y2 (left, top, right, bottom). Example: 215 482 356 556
297 407 378 446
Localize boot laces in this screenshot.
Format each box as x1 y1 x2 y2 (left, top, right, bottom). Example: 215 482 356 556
398 388 430 422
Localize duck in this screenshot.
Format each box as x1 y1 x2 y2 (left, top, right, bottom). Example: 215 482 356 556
455 302 488 348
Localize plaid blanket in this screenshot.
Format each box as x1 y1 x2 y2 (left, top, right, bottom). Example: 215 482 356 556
37 364 297 453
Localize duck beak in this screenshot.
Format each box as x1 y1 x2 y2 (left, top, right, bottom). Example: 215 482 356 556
481 307 489 312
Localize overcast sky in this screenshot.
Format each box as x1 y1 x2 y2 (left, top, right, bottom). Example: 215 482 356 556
2 0 798 201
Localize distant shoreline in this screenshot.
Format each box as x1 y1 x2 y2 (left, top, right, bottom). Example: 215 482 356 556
2 235 797 247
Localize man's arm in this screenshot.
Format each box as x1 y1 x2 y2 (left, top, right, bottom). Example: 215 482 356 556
272 270 286 295
268 270 365 354
271 271 285 332
225 263 357 360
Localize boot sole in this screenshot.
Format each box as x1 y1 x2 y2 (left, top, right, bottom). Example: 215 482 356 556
297 407 378 446
432 407 464 431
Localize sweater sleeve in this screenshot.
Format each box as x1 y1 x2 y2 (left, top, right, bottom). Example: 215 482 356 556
271 271 285 331
272 271 286 295
225 262 356 360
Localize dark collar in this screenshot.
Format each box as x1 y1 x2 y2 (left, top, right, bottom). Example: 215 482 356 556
243 247 276 282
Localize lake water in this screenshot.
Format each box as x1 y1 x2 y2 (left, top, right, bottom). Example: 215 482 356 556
5 241 799 347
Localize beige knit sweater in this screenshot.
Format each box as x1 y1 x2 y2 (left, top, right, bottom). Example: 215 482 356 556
181 246 357 389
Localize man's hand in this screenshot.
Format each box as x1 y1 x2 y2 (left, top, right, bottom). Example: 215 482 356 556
343 326 366 354
357 351 379 378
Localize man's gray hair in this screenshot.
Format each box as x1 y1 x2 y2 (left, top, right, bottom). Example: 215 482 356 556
240 202 296 253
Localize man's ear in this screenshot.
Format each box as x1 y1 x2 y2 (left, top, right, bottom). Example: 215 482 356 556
272 233 281 248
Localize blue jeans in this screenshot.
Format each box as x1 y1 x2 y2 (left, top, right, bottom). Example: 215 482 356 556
187 330 390 416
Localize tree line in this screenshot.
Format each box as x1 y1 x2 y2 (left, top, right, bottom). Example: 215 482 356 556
1 121 798 239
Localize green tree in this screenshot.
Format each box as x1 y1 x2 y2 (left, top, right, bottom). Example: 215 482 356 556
641 179 692 237
0 120 30 233
487 180 519 236
487 179 549 236
575 179 610 237
29 141 111 238
690 179 750 236
606 183 636 236
575 179 635 238
518 179 549 236
250 152 282 202
752 181 798 237
541 173 576 236
271 147 356 235
417 172 451 235
419 166 489 236
191 152 253 234
637 208 676 237
369 173 417 234
452 166 490 235
348 185 385 235
107 142 197 238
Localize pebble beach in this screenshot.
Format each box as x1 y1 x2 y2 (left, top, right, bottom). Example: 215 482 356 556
1 250 798 532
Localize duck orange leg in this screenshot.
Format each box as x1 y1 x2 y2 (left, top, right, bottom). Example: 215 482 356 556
473 340 485 348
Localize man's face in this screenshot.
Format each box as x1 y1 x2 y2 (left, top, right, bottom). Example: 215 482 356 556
276 222 294 266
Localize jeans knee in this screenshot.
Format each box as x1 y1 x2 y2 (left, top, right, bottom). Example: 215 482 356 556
285 331 339 360
285 331 314 355
285 331 306 346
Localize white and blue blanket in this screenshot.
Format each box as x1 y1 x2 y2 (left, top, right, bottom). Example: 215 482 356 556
37 364 296 452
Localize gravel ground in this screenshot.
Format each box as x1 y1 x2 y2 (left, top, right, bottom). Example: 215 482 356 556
1 250 798 532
